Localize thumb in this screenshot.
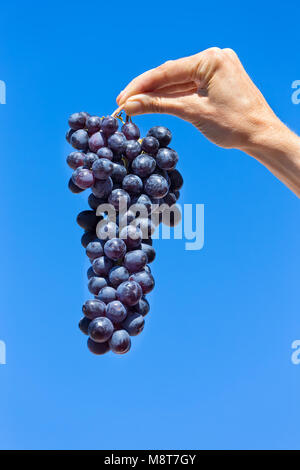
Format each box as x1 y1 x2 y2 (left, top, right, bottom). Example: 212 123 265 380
123 92 185 117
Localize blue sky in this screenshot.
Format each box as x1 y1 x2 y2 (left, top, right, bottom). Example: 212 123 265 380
0 0 299 450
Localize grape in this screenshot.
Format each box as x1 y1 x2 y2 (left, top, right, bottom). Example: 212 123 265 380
67 151 85 169
97 286 117 304
135 297 150 316
122 174 143 194
108 266 130 288
88 276 107 295
141 136 159 155
81 231 97 248
88 317 114 343
125 140 142 160
87 338 110 355
83 152 98 169
78 316 91 335
122 312 145 336
88 193 105 211
66 128 75 143
131 194 152 214
82 299 106 319
111 163 127 184
92 256 114 277
163 192 177 206
97 147 114 160
86 240 104 260
68 178 84 194
92 158 114 180
107 132 127 154
101 116 119 135
87 266 96 280
147 126 172 147
68 112 87 130
124 249 148 273
173 190 180 200
109 330 131 354
92 177 113 198
97 221 119 240
108 188 131 210
106 300 127 324
156 148 178 171
132 154 156 178
86 116 102 135
168 169 183 191
89 132 106 153
72 167 95 189
116 280 142 306
129 270 155 294
144 174 169 199
71 129 89 150
77 210 99 231
122 122 140 140
120 225 142 249
142 237 153 246
141 243 156 263
104 238 126 261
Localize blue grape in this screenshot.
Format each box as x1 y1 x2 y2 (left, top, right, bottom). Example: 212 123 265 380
78 316 91 335
144 174 169 199
122 312 145 336
72 167 95 189
109 330 131 354
120 225 142 249
135 297 150 316
104 238 126 261
108 188 131 210
88 317 114 343
86 240 104 260
168 169 183 191
71 129 89 150
76 210 99 231
108 266 130 288
92 256 114 277
141 136 159 155
141 243 156 263
88 131 105 153
88 194 105 210
83 152 98 169
125 140 142 161
68 112 87 130
97 147 114 160
147 126 172 147
68 178 84 194
67 151 85 169
132 154 156 178
156 148 178 171
121 122 140 140
101 116 119 136
87 338 110 355
97 221 119 240
81 231 97 248
124 249 147 273
66 128 75 143
116 280 142 306
97 286 117 304
92 177 113 198
88 276 107 295
82 299 106 319
106 300 127 324
129 270 155 294
111 163 127 184
122 174 143 194
86 115 102 135
92 158 113 180
107 132 127 154
163 192 177 206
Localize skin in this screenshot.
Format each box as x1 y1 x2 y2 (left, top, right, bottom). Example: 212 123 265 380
116 47 300 197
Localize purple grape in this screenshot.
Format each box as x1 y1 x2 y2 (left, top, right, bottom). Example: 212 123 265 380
108 188 131 210
163 192 177 206
88 276 107 295
67 151 85 169
135 297 150 316
120 225 142 249
68 112 87 130
87 266 96 280
87 338 110 355
86 116 102 135
92 158 114 180
72 167 95 189
106 300 127 324
66 128 75 143
141 243 156 263
107 132 127 154
129 270 155 294
71 129 89 150
92 256 114 277
116 280 142 307
122 312 144 336
104 238 126 261
122 174 143 195
86 240 104 260
97 221 119 240
92 177 113 198
88 194 106 211
68 178 84 194
88 131 105 153
156 148 178 170
125 140 142 161
121 122 140 140
141 136 159 155
168 169 183 191
109 330 131 354
81 231 97 248
83 152 99 169
144 174 169 199
97 286 117 304
82 299 106 319
78 316 91 335
124 250 148 273
76 210 99 231
97 147 114 160
147 126 172 147
111 163 127 184
88 316 114 343
108 266 130 288
132 154 156 178
101 116 119 136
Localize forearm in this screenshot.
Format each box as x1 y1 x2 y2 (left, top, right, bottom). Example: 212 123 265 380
242 119 300 197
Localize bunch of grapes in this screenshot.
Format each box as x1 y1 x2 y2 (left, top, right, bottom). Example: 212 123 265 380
66 111 183 355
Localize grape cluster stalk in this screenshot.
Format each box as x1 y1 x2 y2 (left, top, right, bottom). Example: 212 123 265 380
66 111 183 355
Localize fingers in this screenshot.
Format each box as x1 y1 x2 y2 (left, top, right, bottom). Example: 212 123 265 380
122 91 193 118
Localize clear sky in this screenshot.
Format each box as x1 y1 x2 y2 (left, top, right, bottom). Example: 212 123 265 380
0 0 300 450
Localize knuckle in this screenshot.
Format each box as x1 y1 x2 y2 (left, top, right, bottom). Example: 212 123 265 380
222 48 237 59
152 96 164 113
205 47 223 65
